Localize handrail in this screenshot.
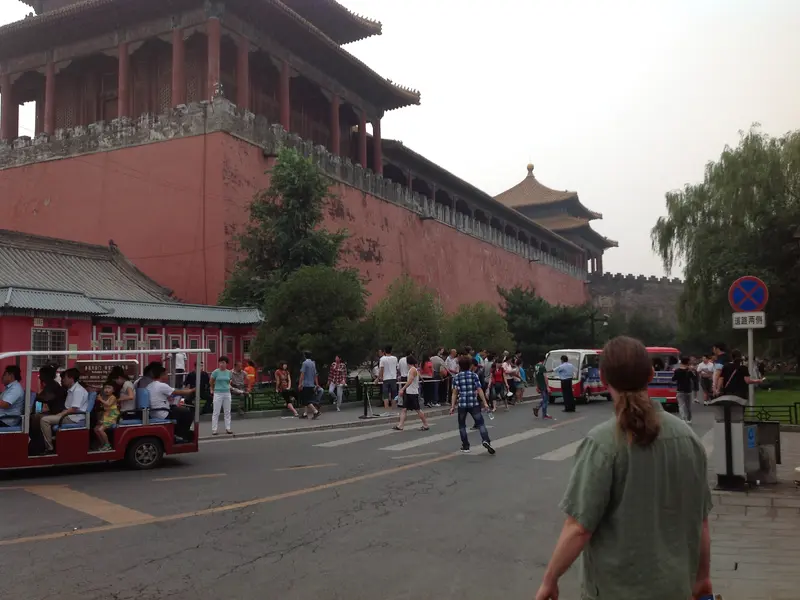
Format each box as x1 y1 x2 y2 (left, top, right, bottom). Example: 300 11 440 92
1 348 211 435
0 348 210 360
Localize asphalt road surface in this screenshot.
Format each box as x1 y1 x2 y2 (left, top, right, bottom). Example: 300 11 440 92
0 401 717 600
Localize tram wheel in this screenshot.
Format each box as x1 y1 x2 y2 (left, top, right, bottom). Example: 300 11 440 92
126 437 164 470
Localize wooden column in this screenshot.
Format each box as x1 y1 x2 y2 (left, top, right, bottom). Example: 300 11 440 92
117 42 130 118
357 110 367 168
597 255 603 275
0 73 13 141
207 17 221 99
171 28 186 106
43 58 55 135
329 94 340 155
279 60 290 130
236 35 250 110
406 170 413 188
372 117 382 175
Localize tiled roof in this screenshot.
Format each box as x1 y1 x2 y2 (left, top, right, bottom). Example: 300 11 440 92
0 0 419 112
0 230 264 323
0 230 173 303
495 164 578 208
0 288 107 314
96 299 262 325
534 216 618 249
279 0 382 44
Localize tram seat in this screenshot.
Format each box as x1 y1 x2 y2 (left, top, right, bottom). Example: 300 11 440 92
118 388 175 426
52 392 96 432
0 391 37 433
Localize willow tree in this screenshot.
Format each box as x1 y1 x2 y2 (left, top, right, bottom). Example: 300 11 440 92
651 127 800 348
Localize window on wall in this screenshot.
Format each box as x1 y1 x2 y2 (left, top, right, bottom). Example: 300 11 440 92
101 338 114 351
242 338 252 356
207 338 218 355
31 329 67 369
125 338 138 351
170 337 181 349
225 337 234 356
149 339 162 350
189 338 199 350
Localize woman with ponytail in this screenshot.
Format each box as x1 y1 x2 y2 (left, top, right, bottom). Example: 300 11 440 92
535 336 713 600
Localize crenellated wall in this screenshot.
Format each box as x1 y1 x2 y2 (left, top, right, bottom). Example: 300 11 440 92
0 97 588 309
589 272 684 324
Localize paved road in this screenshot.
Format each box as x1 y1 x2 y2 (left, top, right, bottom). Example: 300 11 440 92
0 401 753 600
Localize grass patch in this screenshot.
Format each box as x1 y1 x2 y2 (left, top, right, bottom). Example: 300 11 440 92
755 388 800 407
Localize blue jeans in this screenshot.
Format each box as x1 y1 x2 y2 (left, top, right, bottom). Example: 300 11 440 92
457 405 490 449
539 388 549 417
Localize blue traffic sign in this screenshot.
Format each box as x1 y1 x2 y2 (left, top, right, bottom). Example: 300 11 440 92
729 276 769 313
747 427 756 449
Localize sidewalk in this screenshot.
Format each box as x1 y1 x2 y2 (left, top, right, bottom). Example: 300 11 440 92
198 388 541 440
709 431 800 600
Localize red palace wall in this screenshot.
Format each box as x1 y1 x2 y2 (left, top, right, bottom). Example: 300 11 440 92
0 133 588 309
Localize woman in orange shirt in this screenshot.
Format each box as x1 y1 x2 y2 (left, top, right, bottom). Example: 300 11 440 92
244 360 257 391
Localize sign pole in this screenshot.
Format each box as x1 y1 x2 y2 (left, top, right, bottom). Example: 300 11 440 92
747 328 755 407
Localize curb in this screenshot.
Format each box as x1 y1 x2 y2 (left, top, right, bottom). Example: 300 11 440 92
199 397 541 441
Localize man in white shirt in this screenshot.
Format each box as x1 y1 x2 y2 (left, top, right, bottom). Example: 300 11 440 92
554 356 577 413
398 351 411 385
696 355 715 405
40 368 90 454
378 346 399 413
146 365 196 441
174 350 188 388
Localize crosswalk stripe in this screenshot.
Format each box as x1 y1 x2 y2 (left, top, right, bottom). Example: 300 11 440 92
534 439 583 461
491 427 553 449
314 428 399 448
380 428 492 452
701 429 714 457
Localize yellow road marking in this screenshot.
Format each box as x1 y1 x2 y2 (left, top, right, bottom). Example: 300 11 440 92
152 473 227 482
0 412 589 547
390 452 439 460
24 485 153 525
0 453 456 546
274 463 337 472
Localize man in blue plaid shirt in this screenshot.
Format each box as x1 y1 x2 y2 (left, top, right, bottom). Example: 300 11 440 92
450 355 495 454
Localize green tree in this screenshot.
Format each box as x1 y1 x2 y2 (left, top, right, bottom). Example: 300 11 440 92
254 265 371 372
442 302 514 353
221 147 347 307
369 276 444 358
500 286 592 360
651 127 800 352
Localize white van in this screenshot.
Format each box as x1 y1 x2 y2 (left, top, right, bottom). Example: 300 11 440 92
544 349 608 405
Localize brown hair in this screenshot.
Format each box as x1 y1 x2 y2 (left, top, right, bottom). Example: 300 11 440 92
601 336 661 447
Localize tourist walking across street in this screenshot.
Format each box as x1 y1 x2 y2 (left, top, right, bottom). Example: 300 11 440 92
672 356 696 424
299 351 321 420
534 336 713 600
532 355 552 419
327 355 347 412
555 355 577 412
395 356 430 431
275 361 299 417
210 356 234 435
450 355 495 455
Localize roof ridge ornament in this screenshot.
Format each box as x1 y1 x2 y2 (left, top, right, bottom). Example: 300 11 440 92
526 163 534 176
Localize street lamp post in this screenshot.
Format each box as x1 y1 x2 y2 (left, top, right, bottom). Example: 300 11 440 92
590 312 610 348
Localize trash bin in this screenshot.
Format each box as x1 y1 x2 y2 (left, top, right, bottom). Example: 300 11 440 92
708 395 760 490
745 421 780 485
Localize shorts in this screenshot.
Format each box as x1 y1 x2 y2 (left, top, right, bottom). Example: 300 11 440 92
100 417 117 428
508 380 517 393
280 390 296 406
301 387 316 406
382 380 398 398
403 393 421 411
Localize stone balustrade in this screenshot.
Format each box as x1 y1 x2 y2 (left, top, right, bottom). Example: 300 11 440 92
0 97 588 280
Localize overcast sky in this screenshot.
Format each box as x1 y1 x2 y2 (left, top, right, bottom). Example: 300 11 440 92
4 0 800 277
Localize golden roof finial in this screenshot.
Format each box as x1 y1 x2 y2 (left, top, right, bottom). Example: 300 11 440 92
526 163 534 176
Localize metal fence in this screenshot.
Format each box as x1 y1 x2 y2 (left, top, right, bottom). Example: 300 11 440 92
742 403 800 425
